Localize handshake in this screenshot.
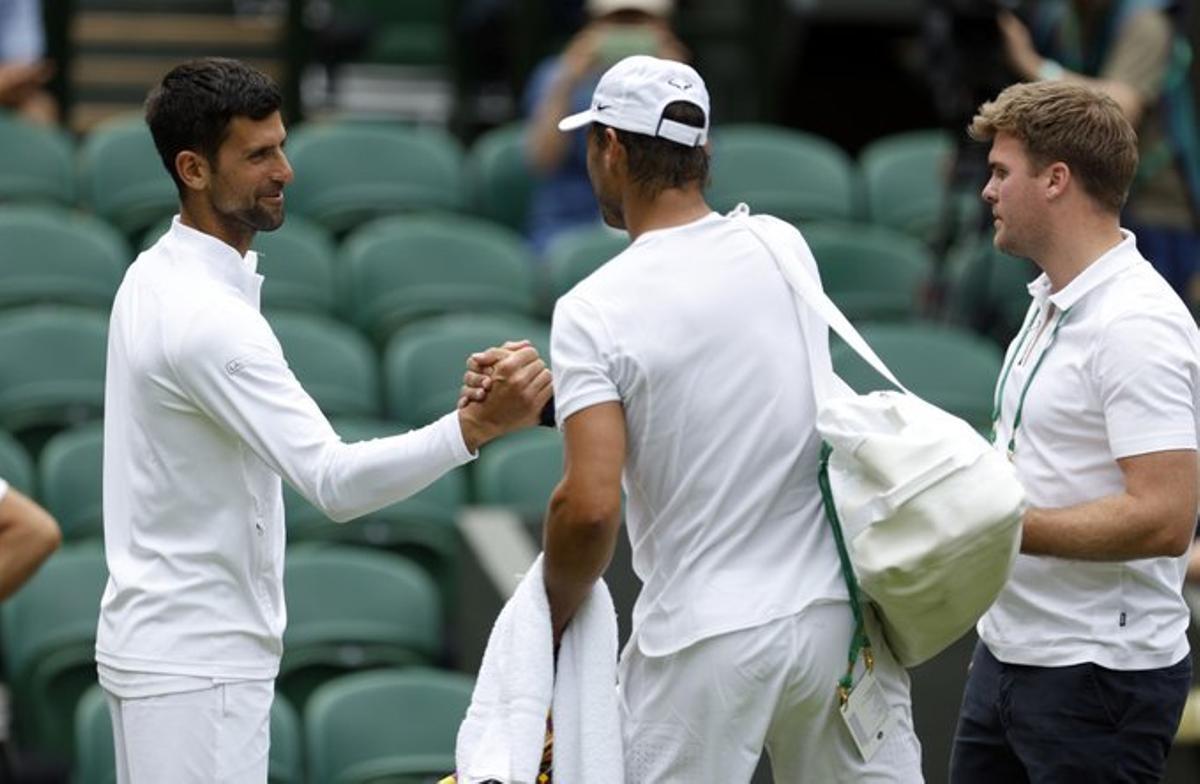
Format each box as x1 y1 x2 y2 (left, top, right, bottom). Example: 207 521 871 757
455 340 555 452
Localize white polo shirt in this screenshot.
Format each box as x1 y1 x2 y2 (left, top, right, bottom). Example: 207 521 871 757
979 231 1199 670
551 210 847 658
98 217 475 688
0 477 8 500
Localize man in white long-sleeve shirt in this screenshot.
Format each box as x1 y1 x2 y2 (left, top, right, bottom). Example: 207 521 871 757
97 58 552 784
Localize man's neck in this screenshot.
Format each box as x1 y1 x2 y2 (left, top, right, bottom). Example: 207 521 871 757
180 203 254 256
622 186 712 241
1039 216 1124 293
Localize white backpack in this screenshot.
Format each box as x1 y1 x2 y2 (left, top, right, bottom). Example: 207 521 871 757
736 210 1025 669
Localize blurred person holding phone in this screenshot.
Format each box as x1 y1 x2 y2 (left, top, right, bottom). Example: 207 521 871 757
0 0 57 124
522 0 687 255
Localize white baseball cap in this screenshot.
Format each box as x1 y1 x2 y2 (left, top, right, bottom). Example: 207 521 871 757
587 0 674 16
557 55 709 147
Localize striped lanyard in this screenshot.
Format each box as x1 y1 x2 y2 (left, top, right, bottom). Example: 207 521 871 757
989 302 1073 460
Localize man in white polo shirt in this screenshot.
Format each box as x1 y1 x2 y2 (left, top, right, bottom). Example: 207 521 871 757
520 55 922 782
950 80 1200 783
0 475 59 600
98 58 551 784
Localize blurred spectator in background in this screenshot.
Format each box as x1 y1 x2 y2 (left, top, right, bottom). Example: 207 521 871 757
522 0 687 255
998 0 1200 301
0 0 57 124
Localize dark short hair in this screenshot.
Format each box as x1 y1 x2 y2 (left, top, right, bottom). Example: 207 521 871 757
145 58 282 191
591 101 709 196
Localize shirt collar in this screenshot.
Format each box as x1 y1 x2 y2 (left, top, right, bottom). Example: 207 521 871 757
1026 229 1141 310
165 216 263 307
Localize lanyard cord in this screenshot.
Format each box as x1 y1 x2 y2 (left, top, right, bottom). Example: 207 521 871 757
990 304 1074 458
989 304 1040 444
818 443 873 704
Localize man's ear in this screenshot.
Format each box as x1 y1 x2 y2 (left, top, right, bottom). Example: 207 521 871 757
603 127 625 171
175 150 210 192
1044 161 1071 202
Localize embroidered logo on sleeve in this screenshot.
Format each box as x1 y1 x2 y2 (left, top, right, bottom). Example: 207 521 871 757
225 359 246 375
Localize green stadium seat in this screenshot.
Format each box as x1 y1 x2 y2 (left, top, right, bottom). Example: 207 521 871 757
831 323 1004 431
341 214 538 343
79 116 177 237
304 668 472 784
286 123 465 233
281 546 442 709
801 222 934 322
74 684 305 784
541 225 629 315
1 541 108 756
473 427 563 521
708 124 860 223
38 422 104 541
0 307 108 434
465 121 534 233
0 113 75 205
266 311 381 419
945 238 1039 348
0 430 34 494
383 314 550 427
859 129 971 243
0 205 129 310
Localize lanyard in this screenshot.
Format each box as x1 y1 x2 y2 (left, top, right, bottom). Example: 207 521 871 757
989 302 1073 460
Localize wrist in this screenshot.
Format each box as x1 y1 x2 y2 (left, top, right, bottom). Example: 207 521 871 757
457 408 492 454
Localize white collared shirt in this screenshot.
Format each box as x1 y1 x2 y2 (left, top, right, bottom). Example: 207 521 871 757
551 211 847 657
98 217 475 686
979 231 1200 670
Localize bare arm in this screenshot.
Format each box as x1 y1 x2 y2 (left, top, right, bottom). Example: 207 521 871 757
0 487 61 600
1021 449 1198 560
543 402 625 644
998 10 1160 125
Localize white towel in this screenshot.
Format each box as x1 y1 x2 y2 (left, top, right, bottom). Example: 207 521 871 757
455 553 623 783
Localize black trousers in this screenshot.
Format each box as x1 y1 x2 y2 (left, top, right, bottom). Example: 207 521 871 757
950 641 1192 784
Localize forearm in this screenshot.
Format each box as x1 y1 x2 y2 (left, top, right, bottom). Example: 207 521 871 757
0 490 61 600
304 411 474 523
1022 492 1193 560
543 483 621 642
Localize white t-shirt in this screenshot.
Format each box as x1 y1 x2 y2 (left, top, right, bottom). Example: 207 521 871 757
0 477 8 500
98 218 476 691
551 210 847 657
979 231 1199 670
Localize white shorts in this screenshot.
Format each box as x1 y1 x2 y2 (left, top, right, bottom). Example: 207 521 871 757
618 602 924 783
104 679 273 784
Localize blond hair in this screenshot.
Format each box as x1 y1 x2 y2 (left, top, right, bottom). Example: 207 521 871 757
969 81 1138 213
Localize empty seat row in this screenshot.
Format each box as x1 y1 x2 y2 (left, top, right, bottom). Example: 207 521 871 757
0 111 969 245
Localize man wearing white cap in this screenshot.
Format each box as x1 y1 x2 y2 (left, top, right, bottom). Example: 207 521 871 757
522 0 685 254
541 55 924 781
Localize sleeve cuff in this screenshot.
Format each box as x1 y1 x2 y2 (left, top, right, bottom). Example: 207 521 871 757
437 410 480 463
555 390 622 429
1110 431 1198 460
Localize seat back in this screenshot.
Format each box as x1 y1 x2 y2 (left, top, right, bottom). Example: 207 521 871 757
253 215 339 314
465 121 534 233
708 124 860 223
304 668 472 784
540 225 629 314
859 129 957 241
0 307 108 434
1 541 108 754
38 422 104 541
79 117 177 237
0 430 34 494
281 546 443 708
0 205 129 310
802 222 933 322
267 312 381 418
0 113 75 205
341 214 537 343
473 428 563 521
286 123 465 233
